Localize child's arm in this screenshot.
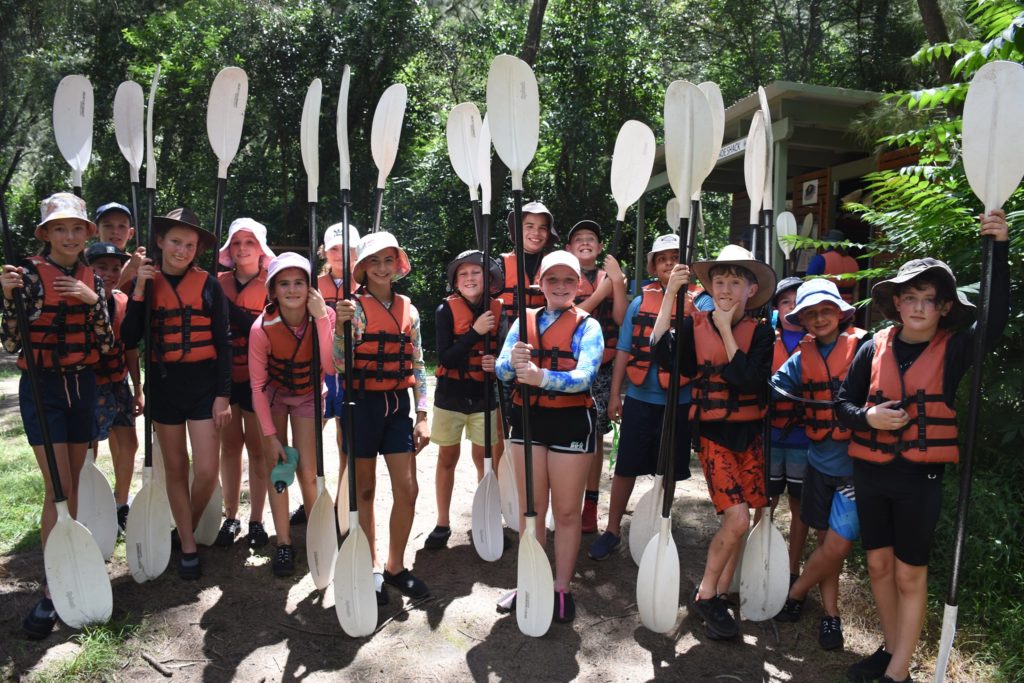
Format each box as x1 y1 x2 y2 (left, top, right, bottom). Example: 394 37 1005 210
206 277 233 428
770 351 802 400
307 289 336 377
409 304 430 453
494 321 520 383
117 246 145 291
607 349 629 422
87 274 114 354
1 263 40 352
332 298 365 375
522 317 603 392
248 319 286 463
126 348 143 416
606 255 628 326
651 264 689 344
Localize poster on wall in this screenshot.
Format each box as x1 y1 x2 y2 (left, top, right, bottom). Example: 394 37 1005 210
801 178 819 206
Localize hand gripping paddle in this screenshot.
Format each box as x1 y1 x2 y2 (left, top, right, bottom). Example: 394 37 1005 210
53 75 93 197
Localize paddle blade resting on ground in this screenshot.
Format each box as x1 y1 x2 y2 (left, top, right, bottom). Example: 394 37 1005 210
45 501 112 628
447 102 482 201
498 444 520 530
739 515 790 621
776 211 797 259
300 78 323 203
113 81 144 183
125 467 171 583
743 112 767 225
478 115 493 215
371 84 408 189
335 510 377 637
53 75 94 189
516 516 554 637
77 448 117 561
962 61 1024 212
337 65 352 191
472 459 504 562
664 80 714 213
611 120 656 221
629 475 663 566
636 516 680 633
486 54 539 191
206 67 248 179
308 477 338 590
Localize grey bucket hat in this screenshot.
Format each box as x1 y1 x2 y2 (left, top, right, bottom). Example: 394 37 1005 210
871 257 976 328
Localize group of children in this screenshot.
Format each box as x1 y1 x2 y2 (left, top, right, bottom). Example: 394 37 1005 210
3 190 1011 683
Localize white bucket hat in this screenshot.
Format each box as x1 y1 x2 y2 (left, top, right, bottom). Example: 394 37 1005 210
537 250 581 281
784 279 856 326
646 233 680 276
267 251 312 285
353 232 412 283
324 222 361 251
218 217 276 268
35 192 97 240
692 244 778 310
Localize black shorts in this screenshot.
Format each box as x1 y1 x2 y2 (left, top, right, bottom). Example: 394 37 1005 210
19 368 97 446
339 389 414 459
614 396 690 481
230 380 254 412
508 403 596 454
149 360 218 425
853 459 944 566
801 465 859 541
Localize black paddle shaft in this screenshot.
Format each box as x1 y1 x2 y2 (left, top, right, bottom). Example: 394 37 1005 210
143 188 155 468
479 210 494 461
341 189 359 513
129 182 141 252
759 208 774 267
212 177 226 271
609 219 624 260
512 190 537 518
659 216 690 518
946 236 994 607
687 200 701 265
307 202 325 479
371 187 384 234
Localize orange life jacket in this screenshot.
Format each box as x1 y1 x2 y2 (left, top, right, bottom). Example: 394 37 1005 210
512 305 594 409
821 251 859 304
575 268 618 364
625 283 693 389
799 326 866 442
848 326 959 464
219 270 268 383
17 256 100 371
260 304 316 395
150 267 216 364
770 331 801 431
318 270 358 308
351 292 416 393
498 252 545 322
95 290 128 384
689 312 766 422
435 294 502 383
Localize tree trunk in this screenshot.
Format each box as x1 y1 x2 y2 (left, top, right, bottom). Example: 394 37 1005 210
916 0 952 83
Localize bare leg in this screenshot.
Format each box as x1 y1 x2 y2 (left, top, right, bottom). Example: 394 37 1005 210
220 404 245 520
289 415 320 513
434 444 460 528
108 427 137 505
264 412 292 545
866 547 898 653
155 422 197 552
513 443 550 547
547 451 591 591
470 442 485 482
241 409 267 521
382 451 418 574
185 418 220 526
700 503 750 599
885 561 928 681
788 496 809 576
32 442 88 543
354 457 379 569
603 475 636 536
717 507 752 594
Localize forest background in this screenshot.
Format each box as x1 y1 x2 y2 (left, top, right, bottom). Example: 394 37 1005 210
1 0 1021 679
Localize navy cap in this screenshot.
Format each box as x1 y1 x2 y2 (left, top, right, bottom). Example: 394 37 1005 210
85 242 130 264
94 202 132 223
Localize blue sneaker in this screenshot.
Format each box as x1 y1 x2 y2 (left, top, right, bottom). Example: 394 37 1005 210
587 531 621 561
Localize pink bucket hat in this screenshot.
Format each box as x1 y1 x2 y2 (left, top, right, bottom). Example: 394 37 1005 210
353 232 412 283
218 217 276 268
35 192 97 240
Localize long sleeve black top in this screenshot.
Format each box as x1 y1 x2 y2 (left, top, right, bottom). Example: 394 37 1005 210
434 296 505 413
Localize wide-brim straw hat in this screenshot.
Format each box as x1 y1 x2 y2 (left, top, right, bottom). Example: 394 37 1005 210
352 231 412 283
218 217 276 268
692 244 777 310
152 208 217 252
784 279 856 326
870 257 975 328
445 249 503 294
35 192 97 240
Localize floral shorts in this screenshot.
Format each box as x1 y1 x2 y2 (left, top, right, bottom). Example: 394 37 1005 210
96 378 135 441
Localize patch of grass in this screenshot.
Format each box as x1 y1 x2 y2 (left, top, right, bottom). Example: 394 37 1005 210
0 436 43 553
30 620 141 682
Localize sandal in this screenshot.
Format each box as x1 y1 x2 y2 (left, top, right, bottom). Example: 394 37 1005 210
553 590 576 623
383 568 430 599
423 525 451 550
22 598 57 640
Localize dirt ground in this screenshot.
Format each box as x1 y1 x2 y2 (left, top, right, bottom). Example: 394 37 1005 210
0 371 947 682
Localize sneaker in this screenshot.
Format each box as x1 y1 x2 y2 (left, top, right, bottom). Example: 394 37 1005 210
581 500 598 534
374 571 390 606
215 518 241 547
383 568 430 599
587 531 621 561
178 552 201 580
553 590 576 623
22 598 57 640
423 525 451 550
289 504 307 526
246 521 269 549
116 504 130 535
688 587 738 639
272 544 295 577
773 596 806 622
847 645 893 682
819 615 844 651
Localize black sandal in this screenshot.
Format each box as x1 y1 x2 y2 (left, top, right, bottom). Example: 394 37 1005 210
423 525 451 550
23 598 57 640
383 568 430 599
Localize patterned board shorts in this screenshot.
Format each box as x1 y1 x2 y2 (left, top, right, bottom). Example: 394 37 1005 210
96 378 135 441
591 362 614 435
697 435 768 514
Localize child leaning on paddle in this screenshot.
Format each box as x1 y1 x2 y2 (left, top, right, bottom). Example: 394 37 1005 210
248 252 335 577
835 211 1009 683
651 244 776 641
770 278 870 653
424 249 504 550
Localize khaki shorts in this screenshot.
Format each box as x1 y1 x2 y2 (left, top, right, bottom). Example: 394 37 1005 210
431 406 499 447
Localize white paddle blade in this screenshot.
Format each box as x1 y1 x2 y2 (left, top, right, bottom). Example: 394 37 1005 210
516 516 554 637
45 502 112 628
934 603 959 683
636 516 680 633
664 80 714 218
611 120 656 221
126 469 172 583
486 54 540 191
206 67 248 179
113 81 144 182
472 469 504 562
962 60 1024 212
193 473 222 546
498 444 520 530
77 450 117 561
337 65 352 191
371 83 408 189
776 211 797 258
145 65 161 190
53 75 93 187
478 115 493 215
696 81 725 201
308 485 338 590
334 511 378 637
743 112 767 224
800 211 814 237
300 78 323 203
666 197 681 232
758 86 774 210
447 102 483 200
628 475 662 565
739 514 790 621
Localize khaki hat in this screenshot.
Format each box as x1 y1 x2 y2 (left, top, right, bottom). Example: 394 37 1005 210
219 217 276 268
646 234 680 276
506 200 558 248
353 232 412 283
35 192 97 240
153 208 217 252
538 250 581 281
692 244 777 310
871 257 975 328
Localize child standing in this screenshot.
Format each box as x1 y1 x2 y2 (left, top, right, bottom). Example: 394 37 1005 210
94 202 144 291
836 212 1008 683
564 220 627 534
1 192 113 638
651 244 776 640
425 249 504 549
85 242 141 532
122 208 232 580
216 218 275 548
248 252 335 576
335 232 431 604
497 202 556 323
